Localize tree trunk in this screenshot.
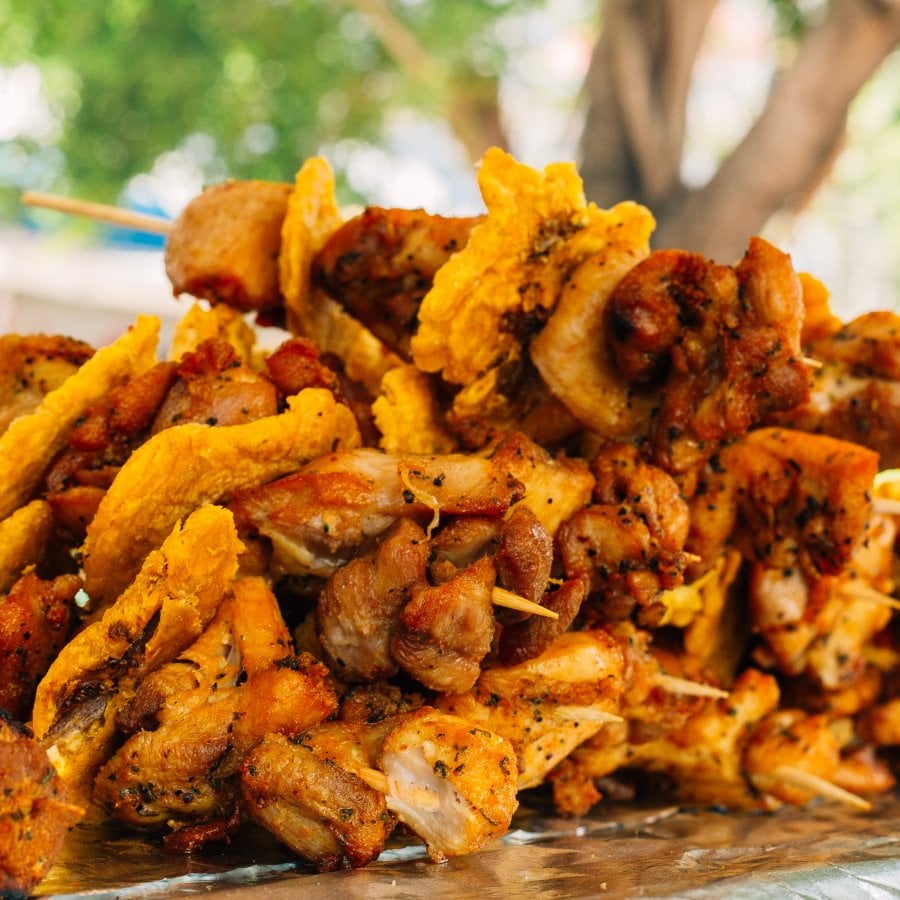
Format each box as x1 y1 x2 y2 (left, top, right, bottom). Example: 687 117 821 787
580 0 900 262
579 0 716 211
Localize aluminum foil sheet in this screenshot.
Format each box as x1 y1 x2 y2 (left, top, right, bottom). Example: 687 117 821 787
37 794 900 898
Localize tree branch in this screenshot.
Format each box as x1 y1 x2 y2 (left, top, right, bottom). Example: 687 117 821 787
345 0 508 163
580 0 716 208
655 0 900 259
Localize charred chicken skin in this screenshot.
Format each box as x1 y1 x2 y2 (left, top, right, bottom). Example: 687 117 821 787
314 207 482 360
604 238 810 478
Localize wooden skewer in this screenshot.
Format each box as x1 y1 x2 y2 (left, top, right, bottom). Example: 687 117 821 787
874 469 900 488
21 190 172 235
801 356 823 369
872 497 900 517
654 673 730 699
839 582 900 612
492 586 559 620
357 765 444 810
357 765 390 795
771 765 872 811
554 705 624 724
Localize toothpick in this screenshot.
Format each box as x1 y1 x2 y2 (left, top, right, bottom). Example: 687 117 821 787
872 497 900 517
22 191 172 234
554 705 624 724
771 765 872 811
356 765 389 795
839 582 900 612
492 586 560 619
802 356 823 369
873 469 900 488
655 673 730 699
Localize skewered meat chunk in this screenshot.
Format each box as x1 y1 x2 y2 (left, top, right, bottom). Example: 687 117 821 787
392 556 496 693
497 577 586 666
165 180 292 314
729 428 878 575
380 707 518 861
150 337 278 431
604 238 809 476
317 518 429 682
32 506 243 807
314 207 481 359
440 629 627 789
230 446 524 578
568 668 781 811
45 359 177 537
749 513 896 688
0 715 83 898
243 707 518 868
0 334 93 435
771 312 900 468
493 504 553 605
687 427 878 579
241 723 396 870
93 577 335 832
743 709 842 807
808 311 900 379
0 572 80 721
490 431 595 537
559 443 690 624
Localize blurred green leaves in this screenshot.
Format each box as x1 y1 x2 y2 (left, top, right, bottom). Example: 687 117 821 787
0 0 535 220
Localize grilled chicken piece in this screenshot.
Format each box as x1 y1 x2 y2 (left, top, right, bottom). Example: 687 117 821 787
493 504 553 605
242 720 396 870
807 310 900 379
392 556 496 694
858 698 900 747
151 337 278 431
497 577 586 666
314 207 481 360
337 682 424 724
743 709 842 806
730 428 878 575
0 572 80 720
567 668 781 811
770 312 900 468
604 237 810 476
230 446 524 578
380 707 518 862
94 577 336 832
317 518 429 682
165 180 292 314
44 360 177 537
749 514 896 688
0 334 93 435
243 707 517 867
559 443 690 625
490 432 595 537
688 427 879 579
439 629 627 789
32 506 243 809
0 715 83 898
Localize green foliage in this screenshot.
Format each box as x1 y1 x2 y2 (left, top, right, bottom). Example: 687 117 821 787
0 0 531 221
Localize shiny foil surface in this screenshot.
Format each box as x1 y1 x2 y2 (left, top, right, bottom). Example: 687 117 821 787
37 794 900 898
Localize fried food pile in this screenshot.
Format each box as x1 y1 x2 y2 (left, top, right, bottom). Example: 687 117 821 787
3 148 900 893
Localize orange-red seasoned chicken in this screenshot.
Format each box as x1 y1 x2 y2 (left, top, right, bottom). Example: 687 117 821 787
314 207 481 359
